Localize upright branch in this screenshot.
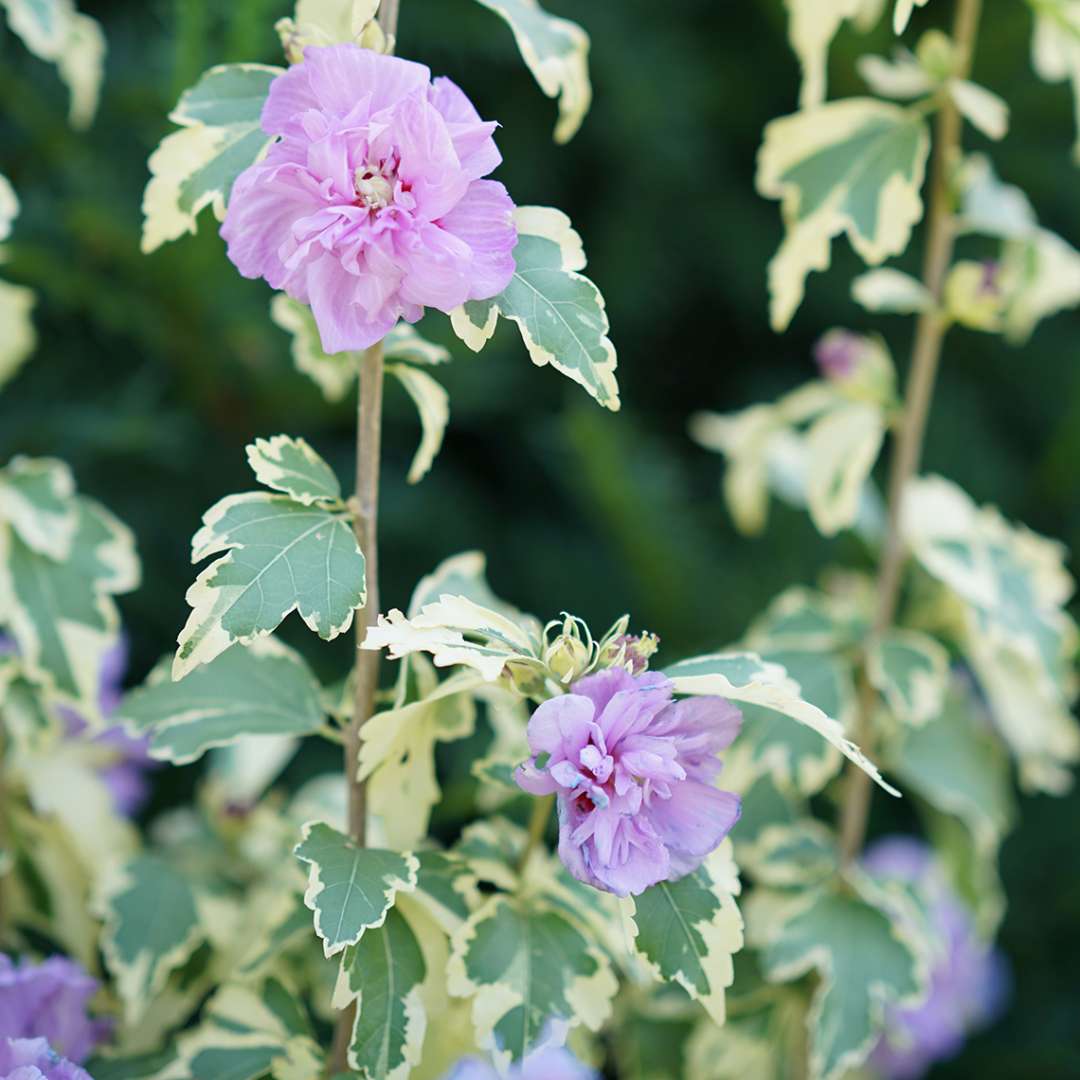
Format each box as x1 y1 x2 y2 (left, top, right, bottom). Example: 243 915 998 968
839 0 984 864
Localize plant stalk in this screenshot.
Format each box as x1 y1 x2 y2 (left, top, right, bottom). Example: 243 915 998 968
517 795 555 876
838 0 983 865
331 6 403 1071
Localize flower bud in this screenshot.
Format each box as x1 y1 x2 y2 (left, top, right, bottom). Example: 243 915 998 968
813 329 896 404
944 259 1005 331
600 632 660 674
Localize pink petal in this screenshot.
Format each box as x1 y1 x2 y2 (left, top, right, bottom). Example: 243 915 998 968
570 668 638 717
261 62 320 138
303 44 430 117
397 223 475 311
649 781 741 862
526 694 595 759
306 252 398 353
438 180 517 300
514 762 559 796
392 94 469 221
428 76 502 179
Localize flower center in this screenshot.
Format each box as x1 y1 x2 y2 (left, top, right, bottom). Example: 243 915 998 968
353 160 395 212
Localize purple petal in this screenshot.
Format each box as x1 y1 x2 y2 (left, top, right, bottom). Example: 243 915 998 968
428 77 502 180
437 180 517 300
303 45 430 118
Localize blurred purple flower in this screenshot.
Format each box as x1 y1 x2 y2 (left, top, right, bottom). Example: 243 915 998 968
0 1038 93 1080
515 669 741 897
813 329 864 380
0 634 155 817
443 1045 597 1080
222 44 517 353
58 639 156 818
864 837 1009 1080
0 956 110 1064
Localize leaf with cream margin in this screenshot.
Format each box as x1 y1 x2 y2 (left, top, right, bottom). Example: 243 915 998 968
387 363 450 484
0 491 139 717
447 893 617 1067
958 154 1080 341
118 638 326 765
866 628 949 726
0 0 106 128
757 99 930 331
333 907 427 1080
472 0 591 142
1029 0 1080 162
893 0 931 34
174 491 365 678
750 876 925 1080
851 268 933 313
805 401 886 537
95 855 204 1025
244 435 343 507
624 842 744 1026
141 63 279 253
405 550 537 628
665 651 898 795
293 821 418 957
363 595 544 683
947 79 1009 140
271 295 451 404
451 206 620 411
359 659 478 849
857 48 934 99
276 0 386 63
0 456 78 560
411 851 481 935
0 178 35 388
783 0 865 108
902 475 1080 792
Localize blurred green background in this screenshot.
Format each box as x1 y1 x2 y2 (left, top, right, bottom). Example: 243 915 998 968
2 0 1079 1075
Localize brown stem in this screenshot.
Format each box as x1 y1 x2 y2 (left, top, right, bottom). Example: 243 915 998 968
838 0 983 865
330 6 403 1071
517 795 555 877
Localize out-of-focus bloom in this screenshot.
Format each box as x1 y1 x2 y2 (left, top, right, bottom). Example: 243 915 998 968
0 955 110 1064
515 669 741 896
813 329 864 381
58 640 156 818
864 837 1009 1080
0 1038 93 1080
443 1045 598 1080
222 44 517 353
812 328 896 404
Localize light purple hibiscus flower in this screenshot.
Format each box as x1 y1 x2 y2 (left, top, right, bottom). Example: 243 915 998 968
864 837 1009 1080
443 1045 597 1080
0 1038 93 1080
0 956 110 1065
514 669 741 897
222 43 518 353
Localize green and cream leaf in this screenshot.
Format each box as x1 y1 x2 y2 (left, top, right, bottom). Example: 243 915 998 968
141 63 280 253
0 456 78 560
447 894 616 1067
1029 0 1080 162
96 855 204 1025
665 651 897 794
624 842 744 1025
333 908 427 1080
245 435 343 507
118 638 326 765
472 0 592 142
174 492 366 678
757 99 930 331
294 821 418 957
387 363 450 484
867 628 949 726
451 206 619 410
851 268 933 313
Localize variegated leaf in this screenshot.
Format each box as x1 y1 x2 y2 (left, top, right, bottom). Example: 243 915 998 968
387 363 449 484
245 435 342 507
1029 0 1080 161
866 628 949 726
624 842 744 1025
294 821 418 957
757 99 930 330
141 63 279 253
451 206 619 410
118 638 326 765
447 893 616 1067
473 0 592 142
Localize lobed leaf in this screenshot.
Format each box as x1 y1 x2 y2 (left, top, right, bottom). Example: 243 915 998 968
757 99 930 331
118 638 326 765
245 435 343 507
624 842 744 1026
451 206 620 410
447 893 616 1067
294 821 418 957
472 0 592 142
334 908 427 1080
174 492 365 678
866 628 949 726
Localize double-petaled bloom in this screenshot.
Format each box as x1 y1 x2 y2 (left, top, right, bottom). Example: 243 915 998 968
222 43 517 353
515 669 741 897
